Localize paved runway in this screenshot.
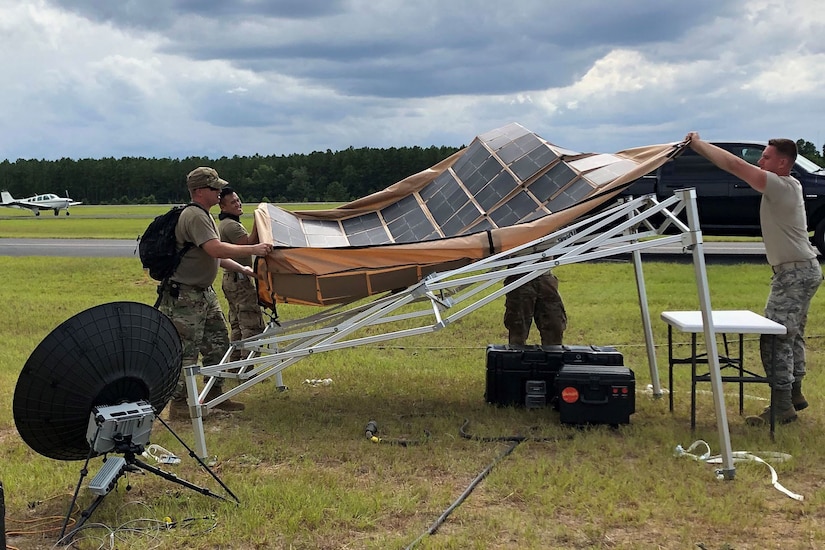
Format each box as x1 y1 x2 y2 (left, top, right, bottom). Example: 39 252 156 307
0 238 139 257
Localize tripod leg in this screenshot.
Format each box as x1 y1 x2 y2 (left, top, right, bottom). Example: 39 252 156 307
131 457 231 501
58 493 109 544
59 427 102 540
154 415 240 503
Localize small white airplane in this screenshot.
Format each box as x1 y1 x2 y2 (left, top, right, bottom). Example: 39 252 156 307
0 190 82 216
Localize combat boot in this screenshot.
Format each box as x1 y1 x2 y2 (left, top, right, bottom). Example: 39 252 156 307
745 389 797 426
792 379 808 411
204 386 246 412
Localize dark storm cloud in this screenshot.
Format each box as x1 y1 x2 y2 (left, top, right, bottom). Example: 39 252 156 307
5 0 824 161
47 0 732 99
45 0 345 29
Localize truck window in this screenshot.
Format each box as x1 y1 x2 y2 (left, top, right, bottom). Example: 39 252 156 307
659 150 731 198
661 152 714 178
740 147 763 165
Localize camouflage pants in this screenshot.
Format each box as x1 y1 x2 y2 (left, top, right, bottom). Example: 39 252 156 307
158 285 230 400
504 272 567 346
222 271 265 361
760 263 822 390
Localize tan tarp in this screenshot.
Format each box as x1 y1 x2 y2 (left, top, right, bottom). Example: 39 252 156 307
254 124 684 306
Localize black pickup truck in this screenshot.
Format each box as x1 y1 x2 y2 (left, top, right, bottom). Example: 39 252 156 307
620 142 825 255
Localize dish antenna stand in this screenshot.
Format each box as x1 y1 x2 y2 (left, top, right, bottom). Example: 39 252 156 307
59 402 239 543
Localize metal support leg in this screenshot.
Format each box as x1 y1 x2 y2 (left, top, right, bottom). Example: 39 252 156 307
734 334 744 415
770 335 776 438
691 334 697 431
668 326 674 412
183 364 209 460
632 246 662 397
680 188 735 479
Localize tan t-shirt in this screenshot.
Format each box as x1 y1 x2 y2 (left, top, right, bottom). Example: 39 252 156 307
172 204 220 287
760 172 818 266
218 217 253 267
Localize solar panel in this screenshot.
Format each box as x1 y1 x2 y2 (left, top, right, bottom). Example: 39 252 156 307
476 170 518 212
254 122 686 306
342 213 390 246
263 123 652 248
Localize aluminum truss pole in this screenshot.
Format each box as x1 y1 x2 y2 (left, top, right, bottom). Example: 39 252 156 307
679 188 735 479
183 363 210 461
631 241 661 397
183 191 720 460
624 200 662 397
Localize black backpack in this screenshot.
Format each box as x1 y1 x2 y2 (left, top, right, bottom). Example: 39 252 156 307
138 203 198 282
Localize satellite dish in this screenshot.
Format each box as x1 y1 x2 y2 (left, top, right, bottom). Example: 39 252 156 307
13 301 181 461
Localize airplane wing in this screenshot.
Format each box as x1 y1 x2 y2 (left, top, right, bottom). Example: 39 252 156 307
0 201 50 211
12 201 65 211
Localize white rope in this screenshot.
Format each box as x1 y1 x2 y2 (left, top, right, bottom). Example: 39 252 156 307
303 378 333 387
674 439 802 501
141 444 181 465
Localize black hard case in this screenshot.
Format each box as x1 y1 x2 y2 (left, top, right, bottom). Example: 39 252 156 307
554 364 635 425
484 344 623 408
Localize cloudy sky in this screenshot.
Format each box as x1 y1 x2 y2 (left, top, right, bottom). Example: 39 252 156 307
2 0 824 161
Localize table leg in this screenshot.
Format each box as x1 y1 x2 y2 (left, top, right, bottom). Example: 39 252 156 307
738 334 744 415
691 333 697 431
770 334 776 438
668 325 674 413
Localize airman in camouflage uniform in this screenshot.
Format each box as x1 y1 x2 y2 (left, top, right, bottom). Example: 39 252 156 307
761 264 822 401
158 167 272 420
218 187 265 361
504 271 567 346
688 134 822 426
161 286 230 396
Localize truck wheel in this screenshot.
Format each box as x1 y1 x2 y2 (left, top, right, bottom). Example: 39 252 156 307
813 218 825 256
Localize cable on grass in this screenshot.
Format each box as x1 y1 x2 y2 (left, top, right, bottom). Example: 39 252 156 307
4 493 79 545
52 514 219 549
458 418 576 443
404 419 575 549
2 496 220 549
363 420 431 447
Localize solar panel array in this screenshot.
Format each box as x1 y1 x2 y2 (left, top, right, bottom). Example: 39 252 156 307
266 123 629 248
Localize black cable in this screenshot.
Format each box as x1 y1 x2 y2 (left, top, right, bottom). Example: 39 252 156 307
405 419 574 549
364 420 431 447
458 418 573 444
405 438 519 550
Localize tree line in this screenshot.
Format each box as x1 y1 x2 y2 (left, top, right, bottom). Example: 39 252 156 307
0 145 461 205
795 140 824 168
0 139 822 206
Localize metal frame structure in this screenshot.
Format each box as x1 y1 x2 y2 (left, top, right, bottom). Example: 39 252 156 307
182 188 736 479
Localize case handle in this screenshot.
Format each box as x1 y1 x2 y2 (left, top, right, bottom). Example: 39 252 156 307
578 394 609 405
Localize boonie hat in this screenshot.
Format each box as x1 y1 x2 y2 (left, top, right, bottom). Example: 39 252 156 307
187 167 228 192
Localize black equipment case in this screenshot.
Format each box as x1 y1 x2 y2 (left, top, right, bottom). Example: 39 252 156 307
554 364 635 426
485 344 624 408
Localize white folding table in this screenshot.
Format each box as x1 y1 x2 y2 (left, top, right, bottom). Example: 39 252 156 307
661 310 787 435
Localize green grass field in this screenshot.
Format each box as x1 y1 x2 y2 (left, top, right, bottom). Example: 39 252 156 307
1 212 823 549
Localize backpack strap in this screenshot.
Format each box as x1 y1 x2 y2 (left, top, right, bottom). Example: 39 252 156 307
154 202 205 308
153 280 167 308
177 201 209 258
